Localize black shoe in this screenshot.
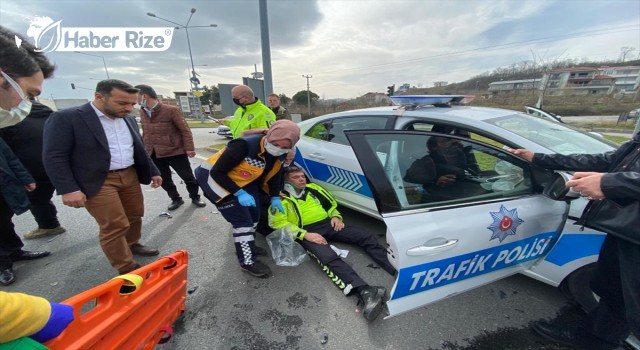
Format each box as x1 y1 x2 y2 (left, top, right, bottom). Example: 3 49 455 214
12 250 51 261
191 198 206 207
532 321 622 350
253 246 268 256
130 244 160 256
168 198 185 211
240 261 271 278
0 268 15 285
357 285 385 321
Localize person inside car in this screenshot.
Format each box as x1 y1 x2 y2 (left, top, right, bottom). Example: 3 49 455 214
404 135 487 202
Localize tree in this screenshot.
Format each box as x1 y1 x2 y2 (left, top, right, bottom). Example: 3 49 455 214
619 46 636 62
278 93 291 106
292 90 319 106
199 85 220 107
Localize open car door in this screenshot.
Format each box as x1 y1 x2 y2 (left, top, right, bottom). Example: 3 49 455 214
524 106 564 123
345 130 569 317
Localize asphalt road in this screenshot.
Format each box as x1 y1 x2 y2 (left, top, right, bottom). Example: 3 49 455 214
4 127 593 349
6 180 579 350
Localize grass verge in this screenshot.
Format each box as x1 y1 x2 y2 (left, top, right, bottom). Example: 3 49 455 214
602 135 631 144
186 120 219 128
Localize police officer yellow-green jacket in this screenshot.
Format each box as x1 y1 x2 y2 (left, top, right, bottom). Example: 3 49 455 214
268 183 343 241
229 98 276 138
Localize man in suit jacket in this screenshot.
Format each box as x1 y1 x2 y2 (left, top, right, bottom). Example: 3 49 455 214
43 79 163 274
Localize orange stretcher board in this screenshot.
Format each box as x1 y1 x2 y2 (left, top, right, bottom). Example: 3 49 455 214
44 250 188 350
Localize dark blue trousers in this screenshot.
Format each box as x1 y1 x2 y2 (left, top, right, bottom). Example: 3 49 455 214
215 186 261 266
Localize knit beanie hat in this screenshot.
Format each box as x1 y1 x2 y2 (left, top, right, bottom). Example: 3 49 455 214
265 120 300 147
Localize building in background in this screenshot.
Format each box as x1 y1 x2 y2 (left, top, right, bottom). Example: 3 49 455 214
542 66 639 96
158 95 178 107
173 91 199 117
395 83 412 94
598 66 640 93
488 79 541 95
488 65 640 96
433 81 448 87
360 92 389 104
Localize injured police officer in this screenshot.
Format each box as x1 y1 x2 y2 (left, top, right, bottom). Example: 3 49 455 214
268 165 395 321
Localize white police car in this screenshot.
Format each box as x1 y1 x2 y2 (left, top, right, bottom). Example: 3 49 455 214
293 95 618 318
215 116 234 139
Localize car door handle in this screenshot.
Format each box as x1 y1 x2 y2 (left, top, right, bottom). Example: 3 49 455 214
308 153 326 160
407 239 459 256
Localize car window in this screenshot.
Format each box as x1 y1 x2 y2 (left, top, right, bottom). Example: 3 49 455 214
364 133 533 209
407 122 508 149
305 121 331 141
324 116 390 146
487 114 615 154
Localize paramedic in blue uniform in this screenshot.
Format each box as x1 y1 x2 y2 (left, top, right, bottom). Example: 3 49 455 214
195 120 300 278
511 135 640 350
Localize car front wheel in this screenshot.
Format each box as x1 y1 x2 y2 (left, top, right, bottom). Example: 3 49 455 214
559 262 599 313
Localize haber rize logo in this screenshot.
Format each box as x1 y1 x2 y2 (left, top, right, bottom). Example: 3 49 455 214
25 16 174 52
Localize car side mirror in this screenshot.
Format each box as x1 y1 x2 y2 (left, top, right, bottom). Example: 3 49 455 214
542 172 580 201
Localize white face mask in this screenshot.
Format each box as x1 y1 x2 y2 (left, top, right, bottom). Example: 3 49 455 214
264 141 290 157
0 71 32 128
284 182 305 198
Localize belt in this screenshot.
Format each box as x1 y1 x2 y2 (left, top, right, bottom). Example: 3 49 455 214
109 166 133 173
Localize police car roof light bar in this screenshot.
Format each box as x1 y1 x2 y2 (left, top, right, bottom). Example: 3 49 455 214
389 95 476 109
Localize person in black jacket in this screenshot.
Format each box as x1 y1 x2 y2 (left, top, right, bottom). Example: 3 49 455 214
0 101 66 239
0 25 55 285
510 133 640 350
0 139 51 285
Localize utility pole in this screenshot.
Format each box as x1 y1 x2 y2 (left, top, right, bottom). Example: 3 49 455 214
302 74 313 117
259 0 273 97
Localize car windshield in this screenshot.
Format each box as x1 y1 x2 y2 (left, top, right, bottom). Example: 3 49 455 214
486 114 616 154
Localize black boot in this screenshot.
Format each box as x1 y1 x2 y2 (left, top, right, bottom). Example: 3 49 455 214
532 321 622 350
357 285 386 321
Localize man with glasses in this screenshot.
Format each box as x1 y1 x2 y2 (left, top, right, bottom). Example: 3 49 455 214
268 166 395 321
0 25 56 285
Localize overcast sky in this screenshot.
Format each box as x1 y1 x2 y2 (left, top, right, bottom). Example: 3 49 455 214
1 0 639 101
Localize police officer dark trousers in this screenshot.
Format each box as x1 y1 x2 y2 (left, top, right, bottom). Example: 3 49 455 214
300 219 395 292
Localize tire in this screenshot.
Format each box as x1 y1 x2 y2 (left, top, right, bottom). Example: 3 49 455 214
558 262 599 313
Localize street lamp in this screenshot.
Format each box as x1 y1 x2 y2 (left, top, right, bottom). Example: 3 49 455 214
147 9 217 122
187 64 207 116
74 51 110 79
186 64 208 87
70 83 93 91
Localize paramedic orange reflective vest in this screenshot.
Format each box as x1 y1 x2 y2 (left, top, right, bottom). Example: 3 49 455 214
195 134 282 203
